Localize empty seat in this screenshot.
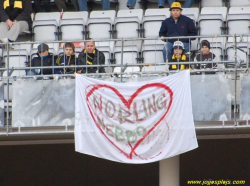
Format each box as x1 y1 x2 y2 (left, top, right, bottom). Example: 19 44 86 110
142 40 165 64
60 19 85 41
228 6 250 14
182 8 199 23
62 11 88 21
115 9 143 39
12 43 32 56
3 49 28 69
32 12 61 42
95 41 115 65
144 8 170 17
225 37 250 67
229 0 250 7
88 10 116 39
3 70 26 77
227 14 250 35
199 7 227 36
60 11 89 40
114 45 140 65
141 64 167 72
201 0 225 7
142 9 169 38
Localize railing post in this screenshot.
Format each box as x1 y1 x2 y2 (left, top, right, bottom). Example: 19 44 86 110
233 34 238 127
120 38 124 82
6 43 10 135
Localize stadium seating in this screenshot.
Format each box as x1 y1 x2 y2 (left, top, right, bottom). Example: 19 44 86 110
60 11 88 40
32 12 61 41
115 9 143 39
2 49 28 76
201 0 225 7
88 10 116 39
225 37 250 67
199 7 227 36
229 0 250 7
182 8 199 23
142 9 169 38
142 40 165 64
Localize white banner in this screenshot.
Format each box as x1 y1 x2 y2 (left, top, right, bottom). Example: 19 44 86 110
75 70 198 163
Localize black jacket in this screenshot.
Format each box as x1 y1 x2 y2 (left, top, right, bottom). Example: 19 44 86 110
159 15 197 44
29 53 57 75
77 49 105 73
0 0 32 29
54 53 77 74
169 54 189 70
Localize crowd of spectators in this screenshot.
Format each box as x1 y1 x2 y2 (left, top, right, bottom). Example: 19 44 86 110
0 0 218 75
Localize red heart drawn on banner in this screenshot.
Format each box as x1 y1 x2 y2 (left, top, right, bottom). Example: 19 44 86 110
86 83 173 160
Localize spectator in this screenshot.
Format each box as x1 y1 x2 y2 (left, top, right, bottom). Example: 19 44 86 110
78 0 110 11
169 41 189 70
159 2 197 62
77 38 105 73
158 0 195 8
33 0 51 13
0 0 32 44
194 40 217 69
27 43 57 75
55 0 79 11
54 42 78 74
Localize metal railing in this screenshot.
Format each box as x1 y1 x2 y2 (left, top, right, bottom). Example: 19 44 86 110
0 34 250 136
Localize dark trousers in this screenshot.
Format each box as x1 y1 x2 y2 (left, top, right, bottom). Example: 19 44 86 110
55 0 79 11
34 0 51 12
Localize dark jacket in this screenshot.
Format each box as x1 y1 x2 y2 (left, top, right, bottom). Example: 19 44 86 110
159 15 197 44
77 49 105 73
194 52 217 69
169 54 189 70
0 0 32 29
28 53 57 75
54 53 78 74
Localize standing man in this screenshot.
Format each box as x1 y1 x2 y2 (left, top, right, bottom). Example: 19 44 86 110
0 0 32 43
77 38 105 74
159 2 197 62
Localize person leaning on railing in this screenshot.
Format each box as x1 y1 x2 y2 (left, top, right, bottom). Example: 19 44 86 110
26 43 57 76
76 38 105 74
0 0 32 44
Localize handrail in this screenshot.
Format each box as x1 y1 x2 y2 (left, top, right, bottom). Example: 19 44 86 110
0 34 250 136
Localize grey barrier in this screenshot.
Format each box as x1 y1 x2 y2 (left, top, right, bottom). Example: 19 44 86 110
240 75 250 121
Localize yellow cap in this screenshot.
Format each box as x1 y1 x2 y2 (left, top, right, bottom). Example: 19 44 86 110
170 2 182 10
